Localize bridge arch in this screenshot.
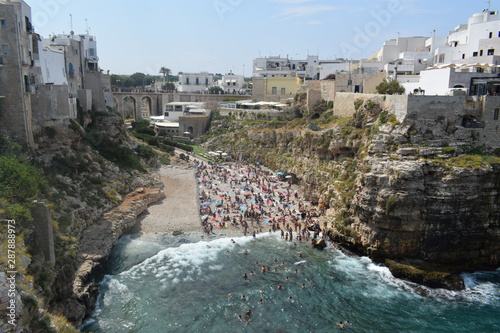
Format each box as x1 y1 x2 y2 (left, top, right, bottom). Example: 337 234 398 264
122 96 139 120
140 96 153 118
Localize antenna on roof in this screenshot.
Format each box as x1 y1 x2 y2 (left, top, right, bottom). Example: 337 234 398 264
486 0 492 10
69 14 74 35
85 18 91 35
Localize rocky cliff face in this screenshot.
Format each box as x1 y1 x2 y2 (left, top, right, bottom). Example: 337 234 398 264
0 110 164 331
205 104 500 287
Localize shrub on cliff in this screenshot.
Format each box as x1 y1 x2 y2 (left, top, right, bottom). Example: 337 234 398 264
0 155 45 202
376 79 405 95
85 130 144 171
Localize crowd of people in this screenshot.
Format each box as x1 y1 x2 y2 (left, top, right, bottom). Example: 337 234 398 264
196 161 327 241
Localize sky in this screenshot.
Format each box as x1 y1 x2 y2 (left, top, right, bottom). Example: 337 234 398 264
26 0 494 76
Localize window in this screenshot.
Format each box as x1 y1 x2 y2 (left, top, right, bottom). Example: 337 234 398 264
480 50 484 56
438 54 445 63
195 78 199 85
1 45 8 56
164 112 169 117
488 49 495 55
1 20 6 30
281 88 286 94
473 51 478 57
24 75 30 93
462 54 466 59
271 87 277 94
205 78 209 85
489 32 493 38
89 48 95 57
186 78 190 85
495 109 499 121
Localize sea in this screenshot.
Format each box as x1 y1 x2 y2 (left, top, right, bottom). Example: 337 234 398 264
80 232 500 333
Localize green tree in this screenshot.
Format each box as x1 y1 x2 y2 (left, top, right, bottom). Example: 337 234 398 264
162 83 176 92
376 79 405 95
208 86 224 94
160 67 171 82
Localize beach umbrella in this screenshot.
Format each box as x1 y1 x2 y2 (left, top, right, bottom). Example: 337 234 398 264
277 172 285 175
285 175 292 179
201 202 212 206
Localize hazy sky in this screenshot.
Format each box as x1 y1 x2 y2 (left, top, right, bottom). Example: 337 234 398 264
27 0 493 76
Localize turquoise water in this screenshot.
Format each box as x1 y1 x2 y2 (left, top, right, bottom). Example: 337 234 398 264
80 233 500 333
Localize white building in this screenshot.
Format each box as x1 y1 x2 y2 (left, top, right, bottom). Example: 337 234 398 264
397 10 500 96
177 72 214 92
218 72 245 94
163 102 206 122
433 10 500 65
253 55 321 80
372 36 447 80
39 45 67 85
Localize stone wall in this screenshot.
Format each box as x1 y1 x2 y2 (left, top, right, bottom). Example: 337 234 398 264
307 88 322 111
479 95 500 148
179 115 210 138
305 80 321 90
31 85 73 128
321 81 336 102
84 70 106 111
78 89 93 112
333 92 407 119
31 202 55 264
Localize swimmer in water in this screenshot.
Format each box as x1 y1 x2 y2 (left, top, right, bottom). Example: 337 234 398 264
245 309 252 323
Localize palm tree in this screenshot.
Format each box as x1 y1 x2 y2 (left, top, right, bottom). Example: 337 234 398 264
159 67 171 83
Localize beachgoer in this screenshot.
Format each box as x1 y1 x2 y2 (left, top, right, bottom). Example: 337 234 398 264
245 309 252 323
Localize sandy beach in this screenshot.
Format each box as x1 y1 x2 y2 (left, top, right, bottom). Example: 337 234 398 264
131 165 202 234
132 157 245 237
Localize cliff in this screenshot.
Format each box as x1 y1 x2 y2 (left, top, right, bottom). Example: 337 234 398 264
204 102 500 288
0 109 166 331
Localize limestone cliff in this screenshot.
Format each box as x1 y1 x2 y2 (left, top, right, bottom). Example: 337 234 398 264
204 103 500 288
0 109 165 331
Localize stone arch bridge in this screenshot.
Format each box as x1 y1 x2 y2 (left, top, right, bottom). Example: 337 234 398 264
112 92 248 120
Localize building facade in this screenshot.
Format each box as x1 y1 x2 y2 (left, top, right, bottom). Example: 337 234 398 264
433 10 500 66
177 72 214 93
218 72 245 94
0 0 108 147
0 0 37 146
252 76 302 102
253 55 321 80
